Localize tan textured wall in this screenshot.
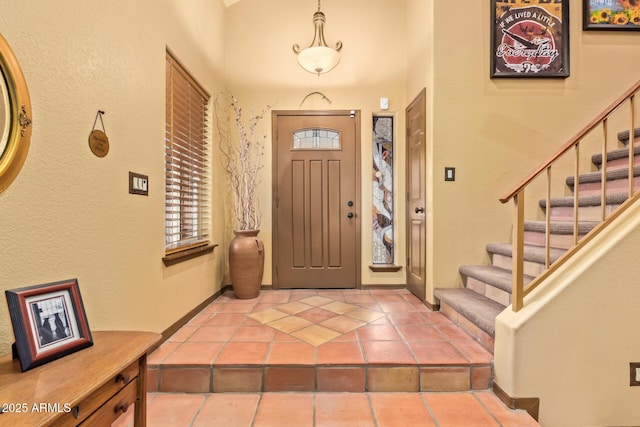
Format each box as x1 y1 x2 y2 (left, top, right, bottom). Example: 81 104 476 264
0 0 227 355
495 200 640 426
406 0 435 303
223 0 408 287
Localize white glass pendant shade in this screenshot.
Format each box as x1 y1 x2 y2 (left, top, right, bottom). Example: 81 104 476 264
293 3 342 75
297 45 340 74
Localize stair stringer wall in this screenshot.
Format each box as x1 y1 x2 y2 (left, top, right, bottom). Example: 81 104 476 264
494 200 640 427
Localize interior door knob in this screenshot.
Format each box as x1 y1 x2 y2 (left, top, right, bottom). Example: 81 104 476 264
415 207 425 214
347 212 354 218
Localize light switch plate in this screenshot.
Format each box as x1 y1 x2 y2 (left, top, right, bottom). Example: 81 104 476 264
631 363 640 386
129 172 149 196
445 167 455 182
380 97 389 110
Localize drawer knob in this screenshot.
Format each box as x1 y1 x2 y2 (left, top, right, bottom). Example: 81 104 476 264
115 373 130 384
114 403 129 414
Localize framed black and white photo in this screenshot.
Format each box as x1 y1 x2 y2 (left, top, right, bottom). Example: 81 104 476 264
491 0 570 78
5 278 92 371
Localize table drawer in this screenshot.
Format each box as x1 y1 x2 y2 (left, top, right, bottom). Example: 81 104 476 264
53 361 139 426
80 379 138 426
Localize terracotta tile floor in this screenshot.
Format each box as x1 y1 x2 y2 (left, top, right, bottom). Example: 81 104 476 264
131 289 539 426
113 391 539 426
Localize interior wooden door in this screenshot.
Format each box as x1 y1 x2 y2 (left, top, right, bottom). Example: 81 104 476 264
273 111 360 289
406 89 427 301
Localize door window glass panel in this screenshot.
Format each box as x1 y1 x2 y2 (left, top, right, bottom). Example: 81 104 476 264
293 129 340 150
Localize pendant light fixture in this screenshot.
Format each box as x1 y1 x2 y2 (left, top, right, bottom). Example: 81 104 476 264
293 0 343 75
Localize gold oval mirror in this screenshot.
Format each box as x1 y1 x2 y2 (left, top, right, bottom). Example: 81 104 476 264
0 33 32 193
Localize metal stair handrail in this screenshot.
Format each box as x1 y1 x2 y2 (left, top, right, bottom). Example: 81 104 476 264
499 80 640 311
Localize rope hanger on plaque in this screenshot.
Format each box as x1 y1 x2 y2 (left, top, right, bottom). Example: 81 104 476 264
88 110 109 158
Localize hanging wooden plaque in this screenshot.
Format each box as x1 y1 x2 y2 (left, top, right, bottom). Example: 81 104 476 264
88 129 109 158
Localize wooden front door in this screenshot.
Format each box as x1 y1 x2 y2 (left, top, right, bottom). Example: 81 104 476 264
406 89 427 301
273 110 360 289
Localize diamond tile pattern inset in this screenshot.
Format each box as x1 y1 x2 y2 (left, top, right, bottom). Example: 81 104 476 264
250 297 373 345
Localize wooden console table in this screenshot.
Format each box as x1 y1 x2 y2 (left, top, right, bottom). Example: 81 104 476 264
0 330 161 426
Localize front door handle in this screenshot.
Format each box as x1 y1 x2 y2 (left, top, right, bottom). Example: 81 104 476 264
415 207 425 214
347 212 354 219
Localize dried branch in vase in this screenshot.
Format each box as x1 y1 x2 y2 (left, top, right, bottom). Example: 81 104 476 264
215 93 272 231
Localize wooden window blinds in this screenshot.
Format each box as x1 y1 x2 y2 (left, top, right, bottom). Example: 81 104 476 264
165 52 211 254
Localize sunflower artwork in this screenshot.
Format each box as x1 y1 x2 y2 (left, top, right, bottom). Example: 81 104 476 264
584 0 640 29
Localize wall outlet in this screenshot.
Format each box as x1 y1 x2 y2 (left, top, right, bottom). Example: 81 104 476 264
630 363 640 386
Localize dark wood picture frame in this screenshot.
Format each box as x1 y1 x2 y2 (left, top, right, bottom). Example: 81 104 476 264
584 0 640 30
491 0 570 78
5 278 93 372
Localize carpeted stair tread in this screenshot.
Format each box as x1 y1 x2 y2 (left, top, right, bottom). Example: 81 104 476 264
538 192 628 209
487 242 565 265
592 145 640 166
434 288 505 336
566 165 640 187
524 220 599 235
459 265 533 294
616 128 640 144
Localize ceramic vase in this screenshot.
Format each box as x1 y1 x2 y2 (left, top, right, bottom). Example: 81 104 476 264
229 229 264 299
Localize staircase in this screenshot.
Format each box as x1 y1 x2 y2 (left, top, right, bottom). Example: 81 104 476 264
435 127 640 353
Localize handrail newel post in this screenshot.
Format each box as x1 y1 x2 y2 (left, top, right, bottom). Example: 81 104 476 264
573 144 580 245
601 120 608 222
629 95 636 198
512 190 525 312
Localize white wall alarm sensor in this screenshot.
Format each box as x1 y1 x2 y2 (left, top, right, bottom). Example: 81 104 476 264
380 97 389 110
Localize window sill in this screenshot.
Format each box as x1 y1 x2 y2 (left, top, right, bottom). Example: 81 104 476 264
162 244 218 267
368 264 403 272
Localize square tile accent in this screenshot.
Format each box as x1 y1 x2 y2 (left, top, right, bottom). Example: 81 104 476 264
345 308 386 323
319 315 366 333
296 307 340 323
291 325 342 346
267 315 314 334
299 296 334 306
247 308 289 323
420 366 470 392
212 367 263 392
320 301 358 314
368 367 419 392
276 301 313 314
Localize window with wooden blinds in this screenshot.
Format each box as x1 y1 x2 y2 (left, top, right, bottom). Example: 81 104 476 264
165 52 211 255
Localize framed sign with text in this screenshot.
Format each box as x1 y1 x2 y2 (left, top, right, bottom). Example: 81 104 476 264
491 0 570 78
